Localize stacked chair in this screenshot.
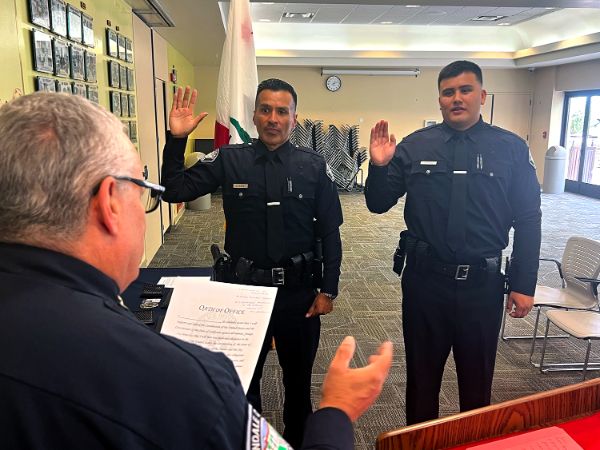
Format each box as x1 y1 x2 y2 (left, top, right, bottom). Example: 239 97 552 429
290 120 368 191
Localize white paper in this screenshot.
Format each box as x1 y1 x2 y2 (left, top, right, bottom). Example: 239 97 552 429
158 276 210 288
160 278 277 393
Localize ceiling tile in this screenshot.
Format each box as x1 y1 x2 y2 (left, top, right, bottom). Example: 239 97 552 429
341 5 393 24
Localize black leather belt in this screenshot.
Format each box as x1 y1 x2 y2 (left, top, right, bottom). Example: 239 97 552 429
247 266 288 286
231 255 313 287
427 256 500 281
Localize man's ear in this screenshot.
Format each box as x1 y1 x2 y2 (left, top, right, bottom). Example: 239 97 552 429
481 89 487 106
91 177 121 236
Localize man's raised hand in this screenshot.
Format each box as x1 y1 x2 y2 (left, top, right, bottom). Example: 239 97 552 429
169 86 208 138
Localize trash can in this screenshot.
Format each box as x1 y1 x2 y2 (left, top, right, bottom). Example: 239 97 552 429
542 145 567 194
184 152 211 210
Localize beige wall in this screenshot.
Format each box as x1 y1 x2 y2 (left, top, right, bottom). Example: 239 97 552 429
258 66 534 174
192 64 220 139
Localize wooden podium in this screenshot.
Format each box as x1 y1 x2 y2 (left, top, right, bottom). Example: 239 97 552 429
377 378 600 449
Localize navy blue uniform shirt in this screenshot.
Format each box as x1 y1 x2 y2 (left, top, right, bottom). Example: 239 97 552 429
0 243 353 449
365 118 541 295
161 137 343 296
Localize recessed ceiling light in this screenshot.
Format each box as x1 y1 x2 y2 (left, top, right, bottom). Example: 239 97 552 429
282 12 315 19
497 22 510 26
380 21 392 24
545 7 555 9
470 15 506 21
259 19 271 22
405 4 420 7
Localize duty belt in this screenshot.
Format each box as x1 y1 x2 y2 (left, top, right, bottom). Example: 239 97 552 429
426 256 501 281
401 232 501 281
232 253 315 288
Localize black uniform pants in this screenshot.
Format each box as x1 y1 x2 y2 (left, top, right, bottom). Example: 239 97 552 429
247 287 320 448
401 262 505 425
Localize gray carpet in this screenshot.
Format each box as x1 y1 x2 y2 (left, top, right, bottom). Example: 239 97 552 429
149 190 600 449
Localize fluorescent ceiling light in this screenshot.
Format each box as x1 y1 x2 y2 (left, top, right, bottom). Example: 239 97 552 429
405 5 420 7
130 0 174 27
380 21 393 24
470 15 506 22
282 12 315 19
322 68 420 77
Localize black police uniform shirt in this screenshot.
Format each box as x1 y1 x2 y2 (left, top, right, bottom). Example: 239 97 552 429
161 136 343 296
0 243 353 449
365 117 541 296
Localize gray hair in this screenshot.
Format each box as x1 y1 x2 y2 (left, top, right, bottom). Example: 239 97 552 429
0 92 137 244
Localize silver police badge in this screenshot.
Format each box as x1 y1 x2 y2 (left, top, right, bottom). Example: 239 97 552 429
202 149 220 164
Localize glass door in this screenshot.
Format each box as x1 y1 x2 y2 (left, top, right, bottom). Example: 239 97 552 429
562 92 600 198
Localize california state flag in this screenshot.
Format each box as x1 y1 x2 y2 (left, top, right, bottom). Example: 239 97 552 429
214 0 258 149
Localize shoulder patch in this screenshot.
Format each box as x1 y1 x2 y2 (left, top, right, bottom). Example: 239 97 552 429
201 149 219 164
246 404 292 450
325 163 336 182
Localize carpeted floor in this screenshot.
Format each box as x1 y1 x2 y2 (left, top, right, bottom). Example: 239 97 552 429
149 190 600 449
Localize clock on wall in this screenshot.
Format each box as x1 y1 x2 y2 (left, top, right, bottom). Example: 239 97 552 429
325 75 341 92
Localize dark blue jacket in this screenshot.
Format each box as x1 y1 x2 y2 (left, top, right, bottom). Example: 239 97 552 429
0 243 352 449
365 118 541 295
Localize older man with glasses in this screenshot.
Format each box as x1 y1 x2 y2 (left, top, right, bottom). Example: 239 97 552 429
0 92 392 449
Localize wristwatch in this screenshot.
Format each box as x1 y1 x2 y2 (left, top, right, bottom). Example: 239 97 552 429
321 292 337 300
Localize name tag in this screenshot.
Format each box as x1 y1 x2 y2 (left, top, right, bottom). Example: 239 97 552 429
233 184 248 189
420 161 438 166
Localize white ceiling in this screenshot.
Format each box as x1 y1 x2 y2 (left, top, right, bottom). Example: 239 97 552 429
148 0 600 69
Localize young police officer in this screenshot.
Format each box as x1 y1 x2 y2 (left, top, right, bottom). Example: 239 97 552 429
365 60 541 424
161 79 343 447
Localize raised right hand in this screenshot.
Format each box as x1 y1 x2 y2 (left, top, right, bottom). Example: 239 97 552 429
369 120 396 167
169 86 208 138
318 336 393 422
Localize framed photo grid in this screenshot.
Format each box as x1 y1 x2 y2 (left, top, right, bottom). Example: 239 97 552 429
69 45 85 81
110 91 121 116
121 93 129 117
29 0 51 29
119 64 127 90
32 29 54 74
87 85 99 103
126 67 134 91
125 37 133 63
84 51 96 82
52 38 70 77
128 95 136 117
108 61 120 88
117 33 126 61
73 82 87 98
37 76 56 92
66 4 82 43
106 28 118 58
50 0 67 37
82 13 94 47
129 121 137 143
56 79 72 93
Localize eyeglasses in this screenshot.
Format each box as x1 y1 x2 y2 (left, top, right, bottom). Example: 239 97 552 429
114 176 165 213
92 175 166 214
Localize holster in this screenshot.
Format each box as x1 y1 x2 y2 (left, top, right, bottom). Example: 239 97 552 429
393 230 409 276
210 244 232 282
503 256 511 294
